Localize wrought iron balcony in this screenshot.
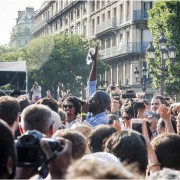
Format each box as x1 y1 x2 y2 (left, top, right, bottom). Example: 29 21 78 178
100 42 150 60
96 18 117 34
133 10 149 21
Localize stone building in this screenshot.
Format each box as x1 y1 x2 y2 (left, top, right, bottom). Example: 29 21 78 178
32 0 157 98
10 7 36 48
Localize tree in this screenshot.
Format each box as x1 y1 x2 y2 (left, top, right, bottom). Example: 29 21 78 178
148 1 180 97
25 34 108 98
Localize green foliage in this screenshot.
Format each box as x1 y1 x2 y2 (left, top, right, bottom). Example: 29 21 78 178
147 0 180 96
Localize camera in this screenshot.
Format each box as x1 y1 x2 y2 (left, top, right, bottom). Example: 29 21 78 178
131 118 143 133
15 130 62 167
111 86 116 90
133 102 145 109
121 89 136 99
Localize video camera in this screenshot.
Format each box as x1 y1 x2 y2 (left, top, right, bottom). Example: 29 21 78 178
15 130 63 168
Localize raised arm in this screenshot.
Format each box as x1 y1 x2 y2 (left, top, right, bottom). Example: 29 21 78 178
88 45 98 81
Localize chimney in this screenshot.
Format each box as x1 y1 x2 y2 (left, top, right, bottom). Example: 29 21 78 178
26 7 34 13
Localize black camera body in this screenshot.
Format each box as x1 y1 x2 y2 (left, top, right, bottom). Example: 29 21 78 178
15 130 62 168
111 86 116 90
121 89 136 99
133 102 145 109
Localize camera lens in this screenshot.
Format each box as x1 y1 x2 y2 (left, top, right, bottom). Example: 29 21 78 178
21 135 36 145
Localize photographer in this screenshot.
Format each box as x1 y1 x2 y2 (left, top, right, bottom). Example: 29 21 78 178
30 81 42 102
15 130 72 179
106 84 122 98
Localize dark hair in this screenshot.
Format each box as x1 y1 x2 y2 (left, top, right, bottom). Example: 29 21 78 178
17 95 31 112
105 130 148 174
36 97 58 112
0 96 20 126
63 96 81 115
0 120 16 178
151 133 180 170
124 106 135 118
53 129 86 159
88 125 116 153
153 95 167 105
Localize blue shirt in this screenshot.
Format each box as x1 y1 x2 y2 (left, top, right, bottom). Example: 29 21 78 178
86 80 109 127
86 112 109 127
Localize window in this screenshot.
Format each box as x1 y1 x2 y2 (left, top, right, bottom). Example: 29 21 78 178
126 31 130 43
107 38 111 48
83 3 87 13
102 13 105 22
126 1 130 21
96 1 100 9
77 7 80 18
77 23 80 35
120 4 123 23
65 16 68 25
83 21 86 36
144 2 153 18
92 1 95 12
92 19 95 35
107 10 111 19
101 39 105 50
112 35 116 47
97 16 100 25
71 11 73 21
113 7 116 18
102 1 105 7
59 18 62 28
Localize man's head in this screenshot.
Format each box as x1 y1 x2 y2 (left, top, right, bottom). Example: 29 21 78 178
0 119 17 179
111 96 122 111
0 96 20 134
20 104 54 137
151 133 180 170
89 91 111 114
105 129 148 174
151 95 166 112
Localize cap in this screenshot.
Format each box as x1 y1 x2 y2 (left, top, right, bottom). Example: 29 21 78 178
147 111 160 120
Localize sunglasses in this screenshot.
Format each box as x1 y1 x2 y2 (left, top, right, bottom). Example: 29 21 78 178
122 116 130 120
63 104 74 109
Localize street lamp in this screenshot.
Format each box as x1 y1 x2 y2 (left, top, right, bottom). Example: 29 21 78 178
133 66 152 95
146 33 177 96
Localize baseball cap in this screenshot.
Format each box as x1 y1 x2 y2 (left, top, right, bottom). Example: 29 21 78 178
146 111 160 119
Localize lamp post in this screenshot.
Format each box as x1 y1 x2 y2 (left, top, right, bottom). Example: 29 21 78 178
146 33 177 96
133 66 152 96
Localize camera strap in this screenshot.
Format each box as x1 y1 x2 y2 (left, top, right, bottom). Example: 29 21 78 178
38 150 58 176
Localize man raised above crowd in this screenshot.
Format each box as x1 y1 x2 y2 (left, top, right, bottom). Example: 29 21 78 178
81 45 111 127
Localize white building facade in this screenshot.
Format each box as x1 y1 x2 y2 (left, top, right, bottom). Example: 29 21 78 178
32 0 157 98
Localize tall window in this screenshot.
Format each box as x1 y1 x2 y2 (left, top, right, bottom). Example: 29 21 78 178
92 1 95 12
107 10 111 19
126 1 130 21
120 4 123 23
144 2 153 18
113 7 116 18
101 39 105 50
112 35 116 47
96 1 100 9
102 13 105 22
77 7 80 18
92 19 95 35
83 3 87 13
107 38 111 48
71 11 73 21
97 16 100 25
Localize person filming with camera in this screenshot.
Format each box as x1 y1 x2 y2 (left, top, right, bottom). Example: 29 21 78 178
30 81 42 102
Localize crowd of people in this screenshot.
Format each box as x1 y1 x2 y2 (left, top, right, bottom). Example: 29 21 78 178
0 45 180 179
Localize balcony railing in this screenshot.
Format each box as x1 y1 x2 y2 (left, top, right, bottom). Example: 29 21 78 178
32 18 48 33
100 42 150 59
133 10 149 21
96 18 117 34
